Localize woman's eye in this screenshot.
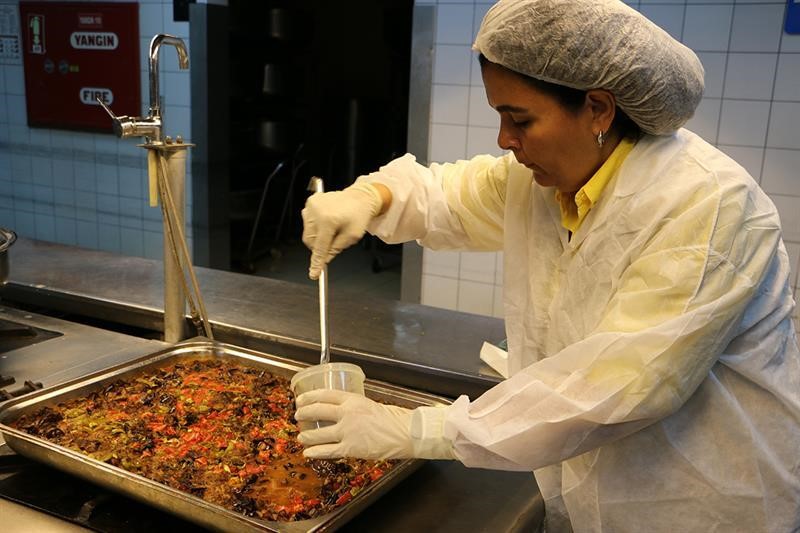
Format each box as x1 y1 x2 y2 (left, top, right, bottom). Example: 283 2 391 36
499 113 531 129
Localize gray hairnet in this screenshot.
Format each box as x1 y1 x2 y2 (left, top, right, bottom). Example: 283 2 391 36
473 0 705 136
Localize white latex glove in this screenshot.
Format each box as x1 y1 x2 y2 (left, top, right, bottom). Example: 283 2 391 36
301 182 383 280
295 389 456 461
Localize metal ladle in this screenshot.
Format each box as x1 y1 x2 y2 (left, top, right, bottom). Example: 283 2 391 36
307 176 330 364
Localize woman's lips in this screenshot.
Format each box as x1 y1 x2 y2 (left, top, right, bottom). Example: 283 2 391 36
516 155 545 176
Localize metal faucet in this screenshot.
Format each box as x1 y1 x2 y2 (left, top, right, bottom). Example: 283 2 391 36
147 34 189 142
96 33 201 344
97 34 189 143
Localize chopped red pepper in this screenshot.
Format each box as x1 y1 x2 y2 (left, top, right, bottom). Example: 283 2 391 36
369 467 385 481
335 492 353 506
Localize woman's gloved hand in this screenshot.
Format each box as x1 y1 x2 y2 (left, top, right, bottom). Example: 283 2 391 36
301 183 384 280
295 389 456 461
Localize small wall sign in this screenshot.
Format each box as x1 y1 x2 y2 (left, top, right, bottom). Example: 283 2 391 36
787 0 800 34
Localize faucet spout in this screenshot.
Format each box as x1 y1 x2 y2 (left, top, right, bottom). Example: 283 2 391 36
148 34 189 139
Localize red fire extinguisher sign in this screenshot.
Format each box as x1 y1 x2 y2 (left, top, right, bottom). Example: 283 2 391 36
18 2 140 132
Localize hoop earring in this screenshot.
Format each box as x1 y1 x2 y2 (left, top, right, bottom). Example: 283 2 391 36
596 130 605 148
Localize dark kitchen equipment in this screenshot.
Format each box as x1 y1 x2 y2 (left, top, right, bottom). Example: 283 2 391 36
0 339 448 532
0 228 16 285
241 145 307 273
262 63 289 95
258 120 293 153
267 8 297 40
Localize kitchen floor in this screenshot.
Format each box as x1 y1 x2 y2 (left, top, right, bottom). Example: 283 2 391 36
249 238 402 301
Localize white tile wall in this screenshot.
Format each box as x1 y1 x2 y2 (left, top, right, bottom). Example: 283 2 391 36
435 4 475 44
762 149 800 195
683 5 733 52
428 123 468 162
466 126 501 157
459 251 496 283
423 249 461 278
723 54 777 100
639 4 685 40
140 4 164 37
431 84 470 125
472 4 493 37
774 54 800 101
425 1 503 316
718 99 771 146
768 102 800 150
457 279 495 316
433 44 473 85
0 1 192 262
421 0 800 336
729 4 783 53
421 274 459 311
772 195 800 243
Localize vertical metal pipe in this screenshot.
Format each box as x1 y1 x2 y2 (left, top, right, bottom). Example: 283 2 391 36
401 4 434 304
163 148 188 342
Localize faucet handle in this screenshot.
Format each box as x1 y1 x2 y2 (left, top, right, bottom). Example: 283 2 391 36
96 96 120 121
96 97 161 140
95 97 126 137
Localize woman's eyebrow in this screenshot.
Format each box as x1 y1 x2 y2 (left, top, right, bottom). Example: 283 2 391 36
495 104 528 113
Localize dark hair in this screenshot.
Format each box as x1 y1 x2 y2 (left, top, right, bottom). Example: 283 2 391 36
478 54 641 139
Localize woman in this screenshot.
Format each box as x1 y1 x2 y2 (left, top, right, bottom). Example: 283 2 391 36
296 1 800 531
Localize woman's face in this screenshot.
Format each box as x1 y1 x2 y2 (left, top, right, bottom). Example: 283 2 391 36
481 61 606 193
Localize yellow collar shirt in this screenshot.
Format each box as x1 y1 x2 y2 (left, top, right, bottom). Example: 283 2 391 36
556 137 637 233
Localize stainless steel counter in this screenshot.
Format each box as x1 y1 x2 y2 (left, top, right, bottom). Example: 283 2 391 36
3 238 508 399
0 304 168 389
0 238 543 532
0 305 170 532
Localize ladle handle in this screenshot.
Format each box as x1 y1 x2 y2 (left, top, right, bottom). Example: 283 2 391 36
319 265 329 365
307 176 330 365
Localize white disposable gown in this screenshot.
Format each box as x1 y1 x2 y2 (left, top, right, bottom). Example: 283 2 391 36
359 129 800 532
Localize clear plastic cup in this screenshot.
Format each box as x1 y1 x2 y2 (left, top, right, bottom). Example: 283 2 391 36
290 362 366 431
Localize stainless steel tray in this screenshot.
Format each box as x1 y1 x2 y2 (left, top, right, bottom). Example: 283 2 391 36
0 339 449 532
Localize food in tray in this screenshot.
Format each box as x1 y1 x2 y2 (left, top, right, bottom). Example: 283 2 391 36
10 358 396 521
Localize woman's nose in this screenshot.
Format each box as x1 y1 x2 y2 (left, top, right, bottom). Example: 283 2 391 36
497 124 520 151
